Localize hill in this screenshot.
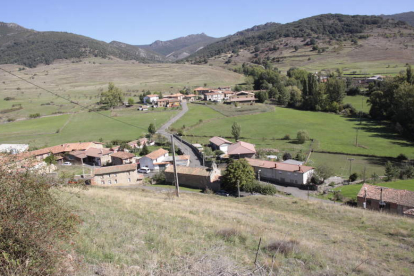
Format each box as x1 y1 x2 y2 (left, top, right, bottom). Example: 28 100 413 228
185 14 414 75
109 40 166 61
63 187 414 275
381 11 414 26
0 22 166 68
139 33 222 60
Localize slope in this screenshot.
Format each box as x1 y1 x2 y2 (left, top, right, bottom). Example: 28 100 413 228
63 187 414 275
0 22 166 67
139 33 222 60
381 11 414 26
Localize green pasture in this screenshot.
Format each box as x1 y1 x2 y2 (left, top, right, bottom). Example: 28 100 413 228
0 109 178 148
177 106 414 158
343 95 370 113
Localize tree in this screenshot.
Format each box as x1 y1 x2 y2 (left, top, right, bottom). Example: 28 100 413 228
385 161 398 181
148 123 156 137
294 45 299 52
297 130 309 144
231 122 241 141
128 98 135 105
140 143 150 156
257 91 268 103
222 159 255 192
44 154 56 165
407 64 413 84
100 82 124 108
316 164 334 183
326 78 346 104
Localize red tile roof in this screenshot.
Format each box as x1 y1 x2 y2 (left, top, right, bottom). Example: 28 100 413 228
357 184 414 207
245 158 314 173
111 152 135 159
24 142 101 157
84 148 112 158
145 148 168 160
146 94 159 98
209 136 232 146
94 164 137 175
228 141 256 155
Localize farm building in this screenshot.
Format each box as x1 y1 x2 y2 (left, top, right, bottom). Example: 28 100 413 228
209 136 232 153
139 148 170 170
21 142 103 161
357 184 414 216
246 158 314 187
144 94 159 104
111 151 136 165
227 91 257 104
0 144 29 154
194 87 211 94
164 164 222 191
91 164 140 186
184 94 198 102
227 141 256 159
67 148 112 166
156 98 181 107
204 92 224 102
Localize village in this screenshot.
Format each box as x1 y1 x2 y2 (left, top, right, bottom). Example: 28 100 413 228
2 79 413 219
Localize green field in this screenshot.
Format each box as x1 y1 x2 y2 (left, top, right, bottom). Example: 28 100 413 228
309 152 386 177
177 105 414 158
171 103 225 130
343 95 370 113
0 109 178 147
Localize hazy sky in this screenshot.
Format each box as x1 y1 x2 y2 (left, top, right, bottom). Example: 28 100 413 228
1 0 412 44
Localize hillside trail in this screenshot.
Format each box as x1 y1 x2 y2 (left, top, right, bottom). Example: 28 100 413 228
157 101 202 167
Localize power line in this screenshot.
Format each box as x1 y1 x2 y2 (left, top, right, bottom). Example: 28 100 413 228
0 67 146 131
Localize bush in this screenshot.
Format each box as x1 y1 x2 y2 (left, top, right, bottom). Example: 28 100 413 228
397 153 408 161
0 162 80 275
152 171 166 184
349 172 358 182
297 130 309 144
283 152 292 161
29 113 41 119
282 134 291 140
244 181 277 195
264 239 300 256
3 97 15 101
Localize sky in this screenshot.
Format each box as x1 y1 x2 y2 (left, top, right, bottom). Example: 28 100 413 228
1 0 413 45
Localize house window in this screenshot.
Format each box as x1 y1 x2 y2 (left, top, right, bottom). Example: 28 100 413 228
115 179 118 184
101 176 104 179
128 178 131 182
128 171 131 175
366 200 371 206
101 181 105 185
108 180 111 185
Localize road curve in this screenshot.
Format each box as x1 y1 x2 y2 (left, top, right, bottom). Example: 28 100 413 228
156 101 202 167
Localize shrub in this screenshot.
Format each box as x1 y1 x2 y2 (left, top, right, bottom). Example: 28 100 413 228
349 172 358 182
282 134 291 140
29 113 41 119
283 152 292 161
244 181 277 195
397 153 408 161
152 171 166 184
297 130 309 144
0 162 80 275
3 97 15 101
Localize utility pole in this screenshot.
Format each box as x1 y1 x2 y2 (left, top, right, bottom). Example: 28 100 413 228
171 135 180 197
347 158 355 176
363 166 366 183
355 128 359 147
237 180 240 198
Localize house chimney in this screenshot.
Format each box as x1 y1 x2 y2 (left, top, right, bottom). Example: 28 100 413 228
274 164 277 168
100 149 103 154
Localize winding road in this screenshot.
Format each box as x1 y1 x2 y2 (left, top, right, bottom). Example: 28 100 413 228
156 101 202 167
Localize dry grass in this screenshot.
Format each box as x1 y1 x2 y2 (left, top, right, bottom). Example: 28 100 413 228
60 187 414 275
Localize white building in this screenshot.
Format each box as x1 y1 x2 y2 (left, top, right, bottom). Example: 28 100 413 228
246 158 314 187
144 94 159 104
139 148 169 170
0 144 29 154
204 92 224 102
209 136 232 153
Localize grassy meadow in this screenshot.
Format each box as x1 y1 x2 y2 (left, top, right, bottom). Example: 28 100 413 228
177 104 414 159
62 187 414 275
0 109 179 147
0 59 244 123
343 95 370 113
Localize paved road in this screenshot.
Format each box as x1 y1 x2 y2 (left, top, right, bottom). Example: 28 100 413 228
157 101 202 167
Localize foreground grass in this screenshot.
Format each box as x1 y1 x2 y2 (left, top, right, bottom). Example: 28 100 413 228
179 106 414 158
62 187 414 275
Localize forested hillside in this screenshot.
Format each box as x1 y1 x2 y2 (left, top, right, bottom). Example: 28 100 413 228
0 22 165 67
381 11 414 26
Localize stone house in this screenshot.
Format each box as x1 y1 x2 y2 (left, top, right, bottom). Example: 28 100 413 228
357 184 414 216
184 94 197 102
157 98 181 107
194 87 211 95
246 158 314 187
67 148 112 166
111 151 136 165
228 91 257 104
204 92 224 102
164 164 222 191
91 163 140 185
